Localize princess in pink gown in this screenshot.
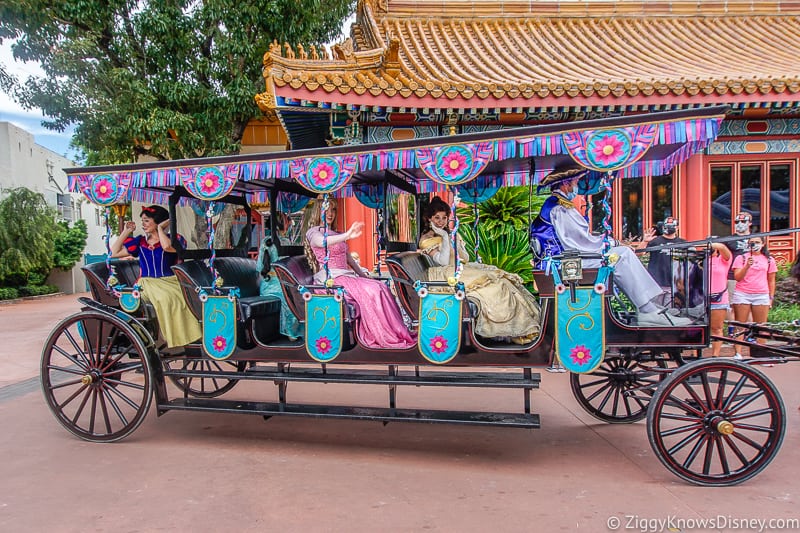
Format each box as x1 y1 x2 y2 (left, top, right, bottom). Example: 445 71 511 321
304 199 415 349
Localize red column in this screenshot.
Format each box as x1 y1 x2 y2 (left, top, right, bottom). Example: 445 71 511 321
682 153 709 241
341 197 376 271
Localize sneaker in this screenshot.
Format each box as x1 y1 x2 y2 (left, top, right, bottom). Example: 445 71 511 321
733 353 743 360
546 364 567 373
637 312 692 327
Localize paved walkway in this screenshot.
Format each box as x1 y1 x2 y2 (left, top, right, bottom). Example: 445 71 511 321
1 294 799 531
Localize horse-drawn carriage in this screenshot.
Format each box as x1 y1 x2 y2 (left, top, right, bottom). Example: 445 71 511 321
41 106 798 486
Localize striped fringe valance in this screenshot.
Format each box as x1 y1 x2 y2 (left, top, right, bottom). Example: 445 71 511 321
68 115 723 204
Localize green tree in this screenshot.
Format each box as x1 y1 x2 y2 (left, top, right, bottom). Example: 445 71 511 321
0 188 58 285
53 219 88 270
1 0 355 164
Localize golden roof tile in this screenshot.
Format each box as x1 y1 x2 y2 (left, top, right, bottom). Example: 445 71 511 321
256 0 800 111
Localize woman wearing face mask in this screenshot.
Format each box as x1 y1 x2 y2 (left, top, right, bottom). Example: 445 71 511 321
643 217 687 296
419 196 541 344
529 172 691 326
731 236 776 355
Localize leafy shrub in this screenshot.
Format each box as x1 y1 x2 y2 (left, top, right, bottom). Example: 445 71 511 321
0 287 19 300
18 284 59 297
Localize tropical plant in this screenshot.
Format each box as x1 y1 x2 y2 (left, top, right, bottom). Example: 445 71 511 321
453 186 546 287
457 186 546 234
1 0 355 164
0 188 58 285
458 223 534 286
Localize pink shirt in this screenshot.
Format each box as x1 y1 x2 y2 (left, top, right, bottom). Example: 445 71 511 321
732 253 777 294
710 252 732 301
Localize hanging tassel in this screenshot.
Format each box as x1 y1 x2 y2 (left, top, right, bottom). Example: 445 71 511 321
321 194 332 286
472 201 482 263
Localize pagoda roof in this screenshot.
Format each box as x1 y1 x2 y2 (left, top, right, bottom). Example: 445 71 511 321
257 0 800 112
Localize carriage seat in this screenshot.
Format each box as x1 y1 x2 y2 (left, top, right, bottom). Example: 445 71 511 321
385 251 479 323
82 259 144 305
213 257 281 321
171 260 214 321
273 256 358 322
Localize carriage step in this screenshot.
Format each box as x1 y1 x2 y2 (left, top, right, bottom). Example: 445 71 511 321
165 366 541 389
160 398 541 428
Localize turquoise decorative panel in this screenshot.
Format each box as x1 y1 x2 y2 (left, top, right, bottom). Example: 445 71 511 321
304 294 343 362
202 295 237 360
418 292 462 364
555 287 605 374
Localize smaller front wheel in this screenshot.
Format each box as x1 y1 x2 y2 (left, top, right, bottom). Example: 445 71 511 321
647 359 785 486
40 311 153 442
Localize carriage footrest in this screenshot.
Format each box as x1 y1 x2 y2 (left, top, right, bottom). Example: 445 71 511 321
159 398 541 428
166 366 541 389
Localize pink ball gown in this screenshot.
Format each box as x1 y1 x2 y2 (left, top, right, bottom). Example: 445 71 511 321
307 227 415 349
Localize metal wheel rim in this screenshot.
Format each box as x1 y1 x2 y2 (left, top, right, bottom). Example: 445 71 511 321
647 359 785 486
40 311 153 442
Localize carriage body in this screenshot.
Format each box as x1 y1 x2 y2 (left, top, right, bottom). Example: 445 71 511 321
41 106 795 486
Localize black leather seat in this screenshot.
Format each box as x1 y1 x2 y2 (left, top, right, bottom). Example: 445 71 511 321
385 251 434 322
171 260 214 321
273 255 315 322
82 258 145 306
214 257 281 321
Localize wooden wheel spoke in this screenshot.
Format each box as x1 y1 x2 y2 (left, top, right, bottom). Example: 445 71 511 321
101 387 130 427
681 433 710 470
88 389 98 434
595 384 616 412
585 381 613 403
100 326 121 367
722 434 752 465
57 383 89 409
98 343 136 373
46 364 84 376
714 436 730 476
732 423 774 433
80 319 98 367
731 430 769 451
578 377 609 389
50 378 86 390
659 411 699 422
713 369 728 411
726 389 766 417
71 387 92 425
660 421 703 437
104 377 145 391
664 395 705 417
97 388 114 434
729 407 774 422
666 428 704 456
721 374 749 411
63 329 93 370
104 382 143 410
680 380 709 413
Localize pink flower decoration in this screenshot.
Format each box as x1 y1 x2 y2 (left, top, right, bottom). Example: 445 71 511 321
311 162 335 187
570 345 592 366
93 178 114 201
592 134 626 166
441 151 467 178
212 336 227 353
429 335 448 354
316 336 332 355
200 172 221 195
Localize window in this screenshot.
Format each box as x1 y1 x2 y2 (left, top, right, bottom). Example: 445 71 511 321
710 165 733 236
650 174 673 224
56 193 73 221
740 165 762 231
768 164 791 231
620 178 643 238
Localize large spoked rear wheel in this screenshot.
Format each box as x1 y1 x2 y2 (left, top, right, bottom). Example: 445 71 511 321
570 353 673 423
163 358 246 398
647 359 785 486
41 311 153 442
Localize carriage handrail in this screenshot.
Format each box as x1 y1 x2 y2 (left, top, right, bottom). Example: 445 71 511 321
637 227 800 254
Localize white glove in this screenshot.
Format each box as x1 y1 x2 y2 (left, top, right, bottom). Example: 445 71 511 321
431 230 451 266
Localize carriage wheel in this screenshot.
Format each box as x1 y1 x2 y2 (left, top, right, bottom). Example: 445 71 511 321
40 311 153 442
570 353 673 423
163 358 246 398
647 359 785 486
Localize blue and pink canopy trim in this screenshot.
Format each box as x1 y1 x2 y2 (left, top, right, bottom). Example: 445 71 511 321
66 108 726 206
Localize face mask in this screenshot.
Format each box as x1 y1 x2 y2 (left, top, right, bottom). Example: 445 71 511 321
564 186 578 201
750 243 763 253
735 222 750 233
663 226 677 236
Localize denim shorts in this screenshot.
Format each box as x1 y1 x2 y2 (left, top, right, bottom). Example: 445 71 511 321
731 291 771 306
710 303 730 310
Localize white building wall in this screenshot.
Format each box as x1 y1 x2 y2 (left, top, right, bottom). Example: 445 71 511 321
0 121 106 293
